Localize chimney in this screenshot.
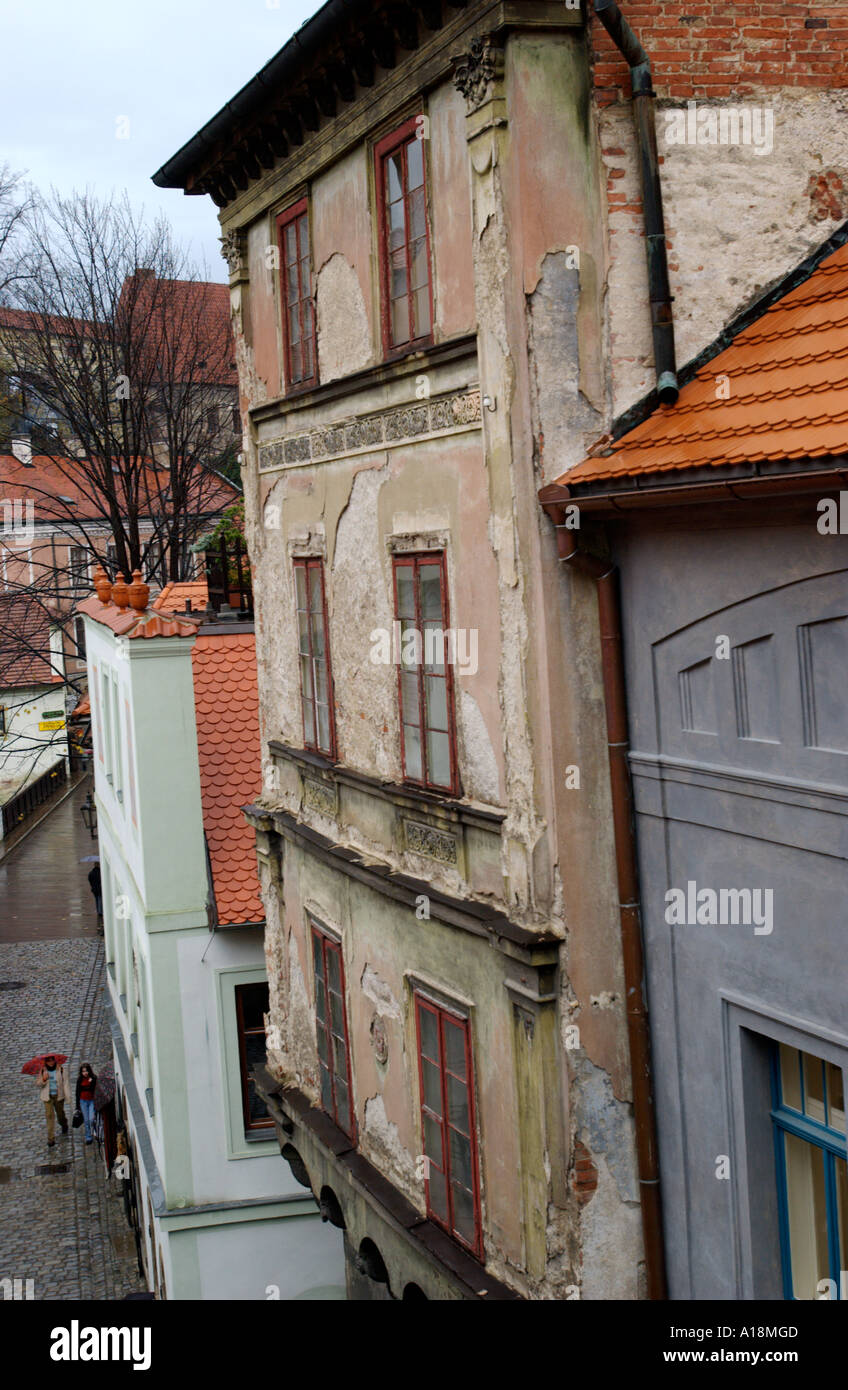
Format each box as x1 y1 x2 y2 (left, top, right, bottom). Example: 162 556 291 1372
11 437 32 466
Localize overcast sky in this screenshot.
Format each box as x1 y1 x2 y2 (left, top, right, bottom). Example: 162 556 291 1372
2 0 319 281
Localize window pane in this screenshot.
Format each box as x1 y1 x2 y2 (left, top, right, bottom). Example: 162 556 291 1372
315 983 325 1024
386 153 403 203
401 670 420 724
327 947 340 993
310 610 326 661
317 701 331 754
298 609 311 655
784 1132 830 1299
302 694 315 746
290 338 303 381
403 722 423 781
427 728 451 787
303 296 314 338
451 1181 477 1246
316 1021 328 1063
410 233 428 290
389 196 406 240
333 1032 347 1078
449 1128 472 1189
423 623 446 674
421 1058 442 1115
428 1164 448 1222
391 295 410 346
425 675 448 733
827 1063 845 1130
289 304 301 345
804 1054 826 1124
447 1074 469 1132
391 251 408 300
780 1044 802 1111
423 1112 443 1165
395 566 416 619
408 184 426 239
295 565 308 610
238 983 268 1031
244 1033 270 1122
320 1063 333 1112
308 565 323 614
419 1005 439 1062
298 214 309 259
314 659 329 705
300 653 314 702
302 336 314 380
335 1078 351 1134
286 266 299 304
419 564 442 620
836 1157 848 1274
443 1018 466 1079
285 224 297 262
414 287 432 338
407 138 424 190
400 619 420 668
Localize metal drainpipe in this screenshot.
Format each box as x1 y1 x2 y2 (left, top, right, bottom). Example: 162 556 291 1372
548 508 667 1300
594 0 679 406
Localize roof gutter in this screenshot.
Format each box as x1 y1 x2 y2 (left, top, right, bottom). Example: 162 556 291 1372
594 0 678 405
542 503 667 1301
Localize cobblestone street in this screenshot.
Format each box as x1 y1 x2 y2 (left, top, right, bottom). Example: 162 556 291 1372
0 787 146 1301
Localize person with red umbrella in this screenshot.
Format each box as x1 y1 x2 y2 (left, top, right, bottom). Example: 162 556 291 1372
22 1053 71 1146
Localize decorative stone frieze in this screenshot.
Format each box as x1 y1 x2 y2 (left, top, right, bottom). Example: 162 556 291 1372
404 819 459 866
258 389 482 473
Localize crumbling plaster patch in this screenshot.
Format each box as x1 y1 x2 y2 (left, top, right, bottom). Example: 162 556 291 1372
362 1094 417 1194
460 690 500 804
360 964 402 1022
316 253 372 383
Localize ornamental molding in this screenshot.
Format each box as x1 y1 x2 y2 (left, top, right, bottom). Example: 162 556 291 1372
452 36 505 111
404 819 459 866
221 229 247 278
302 777 338 820
258 389 481 473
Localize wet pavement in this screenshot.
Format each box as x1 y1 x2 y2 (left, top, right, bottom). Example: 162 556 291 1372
0 780 101 942
0 785 145 1300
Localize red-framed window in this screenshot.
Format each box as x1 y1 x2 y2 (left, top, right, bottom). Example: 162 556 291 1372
277 198 317 390
392 552 457 794
375 117 433 356
415 993 482 1258
311 922 355 1139
293 558 336 759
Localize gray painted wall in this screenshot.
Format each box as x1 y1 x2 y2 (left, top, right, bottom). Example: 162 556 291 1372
612 514 848 1299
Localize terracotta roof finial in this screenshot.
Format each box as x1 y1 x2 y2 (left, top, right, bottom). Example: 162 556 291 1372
92 565 112 606
128 569 149 613
112 572 130 611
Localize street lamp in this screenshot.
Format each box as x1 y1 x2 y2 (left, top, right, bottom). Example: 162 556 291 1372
80 792 98 840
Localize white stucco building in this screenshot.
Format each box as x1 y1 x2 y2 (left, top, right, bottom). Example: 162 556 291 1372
79 569 344 1300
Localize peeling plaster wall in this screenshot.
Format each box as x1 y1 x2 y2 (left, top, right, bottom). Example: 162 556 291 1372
428 82 476 341
312 145 376 379
599 90 848 418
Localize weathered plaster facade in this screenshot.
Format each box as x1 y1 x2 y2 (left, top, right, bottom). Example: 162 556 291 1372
201 5 646 1299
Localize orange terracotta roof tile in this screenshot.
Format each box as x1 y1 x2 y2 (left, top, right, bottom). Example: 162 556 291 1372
191 631 264 927
153 581 209 614
557 238 848 489
75 592 198 640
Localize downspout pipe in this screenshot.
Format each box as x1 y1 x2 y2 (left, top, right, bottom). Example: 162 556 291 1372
546 505 667 1300
594 0 679 406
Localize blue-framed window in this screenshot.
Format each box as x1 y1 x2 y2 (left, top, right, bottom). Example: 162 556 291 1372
772 1043 847 1299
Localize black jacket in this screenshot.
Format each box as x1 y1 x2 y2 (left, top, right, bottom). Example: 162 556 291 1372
75 1071 98 1108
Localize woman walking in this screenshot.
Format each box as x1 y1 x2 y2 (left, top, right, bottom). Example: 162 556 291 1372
75 1063 98 1145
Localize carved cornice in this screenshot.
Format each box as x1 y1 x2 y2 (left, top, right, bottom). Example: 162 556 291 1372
220 228 247 280
452 35 505 111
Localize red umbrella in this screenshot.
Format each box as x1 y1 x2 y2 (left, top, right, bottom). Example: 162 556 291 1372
21 1053 68 1076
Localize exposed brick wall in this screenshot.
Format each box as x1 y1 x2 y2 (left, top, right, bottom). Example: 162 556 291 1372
592 3 848 106
571 1139 599 1205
